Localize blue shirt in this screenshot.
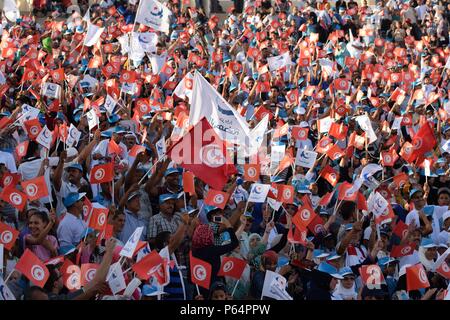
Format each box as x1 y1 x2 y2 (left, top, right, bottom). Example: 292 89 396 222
57 212 87 247
118 209 148 243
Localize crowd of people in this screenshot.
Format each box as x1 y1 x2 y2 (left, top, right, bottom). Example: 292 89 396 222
0 0 450 301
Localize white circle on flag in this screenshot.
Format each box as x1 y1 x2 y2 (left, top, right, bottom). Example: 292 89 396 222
9 192 22 206
320 140 329 148
401 246 411 255
333 152 341 160
392 74 399 82
314 224 324 234
53 73 60 81
329 173 336 182
82 205 89 218
0 230 13 244
301 209 310 221
283 189 292 199
26 183 38 197
401 229 409 239
384 155 392 164
94 168 105 181
223 261 234 273
289 93 296 101
30 126 39 136
441 263 450 273
418 268 428 284
85 269 96 282
193 265 207 281
200 145 225 168
213 194 224 204
18 145 25 155
298 130 306 138
106 65 113 73
123 73 129 81
247 167 257 178
67 271 80 290
3 176 12 186
31 265 45 281
97 213 106 226
340 80 346 88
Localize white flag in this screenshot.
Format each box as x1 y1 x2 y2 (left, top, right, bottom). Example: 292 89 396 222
360 163 382 189
42 82 61 99
17 105 40 125
66 124 81 148
123 278 142 297
248 183 271 203
173 72 194 100
36 126 53 150
317 116 333 133
295 149 318 168
82 7 90 23
189 70 250 145
267 52 292 71
155 137 166 159
80 75 98 89
118 34 130 55
0 71 6 85
0 244 3 275
86 109 99 131
133 32 158 53
107 262 127 295
135 0 172 34
355 114 377 144
261 270 293 300
0 276 16 300
122 82 138 95
148 53 167 75
120 226 144 258
238 115 269 157
267 186 282 211
3 0 20 22
83 22 105 47
367 192 389 217
104 95 117 115
424 159 431 177
271 145 286 163
445 56 450 70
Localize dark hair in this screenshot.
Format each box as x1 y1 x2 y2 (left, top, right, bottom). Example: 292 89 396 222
24 286 47 300
209 281 227 299
30 211 50 224
43 265 59 293
24 141 40 159
339 201 356 221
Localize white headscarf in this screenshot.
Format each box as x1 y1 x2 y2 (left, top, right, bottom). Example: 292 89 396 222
333 280 358 300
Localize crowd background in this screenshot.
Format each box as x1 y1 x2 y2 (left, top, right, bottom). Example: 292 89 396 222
0 0 450 300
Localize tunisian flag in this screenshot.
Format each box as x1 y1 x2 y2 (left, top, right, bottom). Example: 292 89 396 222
167 117 237 190
15 249 50 288
89 163 114 184
204 189 230 209
21 176 49 201
190 251 212 289
411 122 436 158
0 221 19 251
406 263 430 291
218 256 247 280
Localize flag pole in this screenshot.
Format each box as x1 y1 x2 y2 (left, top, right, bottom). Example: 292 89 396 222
137 156 165 185
231 279 240 297
111 179 115 205
196 284 200 296
4 268 14 283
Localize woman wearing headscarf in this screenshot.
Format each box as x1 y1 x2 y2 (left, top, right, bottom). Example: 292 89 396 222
191 218 239 297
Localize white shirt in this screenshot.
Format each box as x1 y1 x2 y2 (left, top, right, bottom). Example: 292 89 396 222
0 151 17 173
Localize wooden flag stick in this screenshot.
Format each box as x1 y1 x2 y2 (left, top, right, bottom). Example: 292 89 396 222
137 156 165 185
231 280 240 297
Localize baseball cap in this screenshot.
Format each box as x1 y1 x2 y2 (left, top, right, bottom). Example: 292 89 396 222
164 168 180 177
326 252 341 261
159 193 178 204
66 163 83 172
339 267 355 277
127 191 141 202
420 237 437 249
59 245 77 256
317 262 343 279
377 256 397 267
63 192 86 208
313 249 330 259
142 285 168 297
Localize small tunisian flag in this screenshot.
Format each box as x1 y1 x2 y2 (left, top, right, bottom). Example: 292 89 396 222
190 251 212 289
390 243 416 258
406 263 430 291
277 184 294 204
359 264 386 288
167 117 237 190
319 165 339 187
243 164 260 182
182 171 196 195
89 162 114 184
292 203 316 229
21 176 49 201
80 263 100 287
204 189 230 209
218 256 247 280
132 250 164 281
15 249 50 288
411 122 436 158
0 221 19 251
0 187 28 211
88 204 109 231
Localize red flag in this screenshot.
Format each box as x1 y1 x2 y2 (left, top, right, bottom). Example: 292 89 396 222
337 182 358 201
357 192 368 211
167 117 237 190
277 185 294 204
307 215 326 236
50 68 65 83
393 172 409 189
292 203 316 229
0 221 19 250
359 264 386 288
380 149 398 167
326 144 345 161
132 250 164 281
182 171 196 195
204 189 229 209
399 142 416 163
80 263 100 287
436 262 450 280
108 139 122 155
393 220 409 239
21 176 49 201
24 118 42 140
0 172 20 189
190 251 212 289
391 243 417 258
253 106 273 121
286 89 299 104
120 70 137 83
0 187 28 211
406 264 430 291
217 256 247 280
89 163 114 184
291 127 309 140
329 122 348 140
243 164 260 182
15 249 49 288
411 122 436 158
128 145 146 157
88 205 109 231
333 78 350 91
319 192 334 207
288 225 308 245
82 197 93 221
319 165 339 187
316 137 333 153
276 148 295 173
